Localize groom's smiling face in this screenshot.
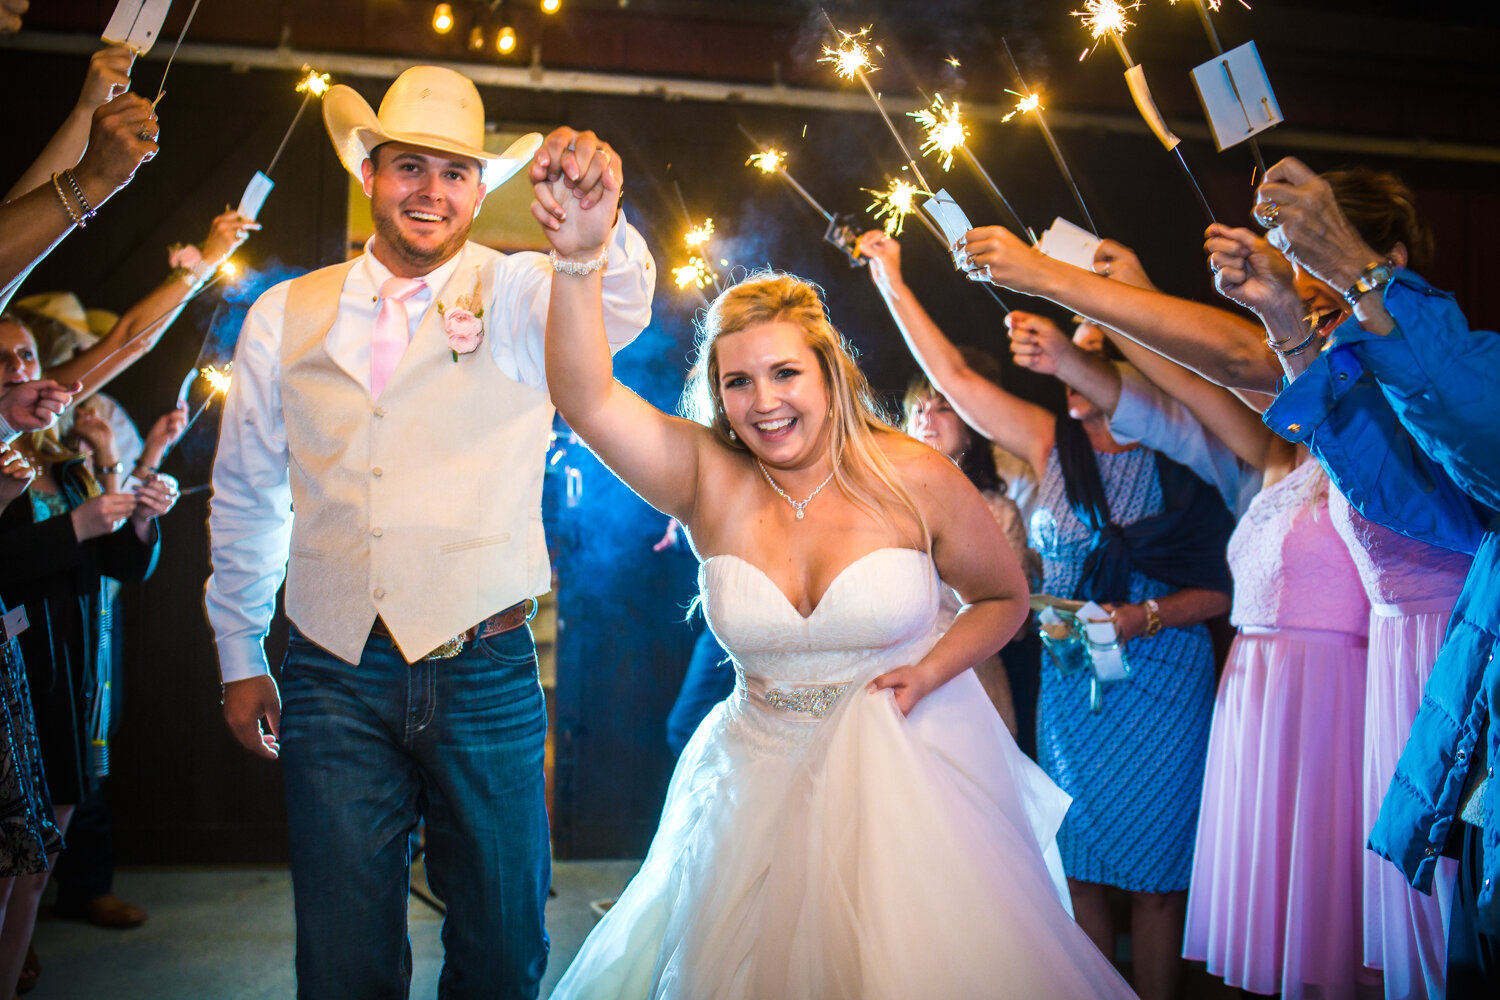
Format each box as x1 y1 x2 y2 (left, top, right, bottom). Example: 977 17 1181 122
363 142 487 276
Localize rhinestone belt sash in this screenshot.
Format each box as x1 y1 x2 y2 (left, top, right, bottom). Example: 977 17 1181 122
742 675 852 722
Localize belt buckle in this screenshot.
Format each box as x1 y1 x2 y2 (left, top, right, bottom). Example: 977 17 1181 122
426 636 465 660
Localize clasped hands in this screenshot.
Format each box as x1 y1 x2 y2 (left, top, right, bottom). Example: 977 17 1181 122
529 127 622 260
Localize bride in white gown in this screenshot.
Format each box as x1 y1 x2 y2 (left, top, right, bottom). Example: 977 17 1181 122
533 152 1135 1000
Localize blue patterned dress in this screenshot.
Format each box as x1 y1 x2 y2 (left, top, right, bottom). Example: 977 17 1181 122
1030 447 1216 893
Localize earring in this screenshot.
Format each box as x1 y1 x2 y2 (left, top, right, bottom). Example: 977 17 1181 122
728 428 737 441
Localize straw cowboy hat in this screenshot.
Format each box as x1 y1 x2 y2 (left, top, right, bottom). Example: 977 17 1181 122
323 65 541 191
12 291 100 368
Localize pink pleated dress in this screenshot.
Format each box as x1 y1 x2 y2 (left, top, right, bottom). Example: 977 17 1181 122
1328 490 1470 1000
1184 461 1378 998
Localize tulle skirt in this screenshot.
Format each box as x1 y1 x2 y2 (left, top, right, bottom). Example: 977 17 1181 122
1362 601 1458 1000
1184 626 1381 999
551 667 1136 1000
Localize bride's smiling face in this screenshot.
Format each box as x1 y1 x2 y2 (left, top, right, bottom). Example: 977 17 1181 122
715 320 831 468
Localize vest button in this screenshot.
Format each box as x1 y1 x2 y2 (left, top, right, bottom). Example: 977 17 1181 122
374 406 386 418
372 467 383 477
373 588 386 600
372 527 383 538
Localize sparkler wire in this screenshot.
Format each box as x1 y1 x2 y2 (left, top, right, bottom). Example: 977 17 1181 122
71 270 229 386
152 0 206 106
999 38 1099 236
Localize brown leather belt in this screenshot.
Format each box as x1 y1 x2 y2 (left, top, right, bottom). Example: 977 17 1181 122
371 598 537 660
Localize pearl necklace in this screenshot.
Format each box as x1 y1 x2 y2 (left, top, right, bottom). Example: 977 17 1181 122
757 460 835 520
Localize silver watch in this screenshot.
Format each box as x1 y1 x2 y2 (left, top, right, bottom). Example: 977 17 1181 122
1342 259 1396 309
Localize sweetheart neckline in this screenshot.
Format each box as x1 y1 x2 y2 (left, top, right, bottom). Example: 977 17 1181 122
701 547 931 621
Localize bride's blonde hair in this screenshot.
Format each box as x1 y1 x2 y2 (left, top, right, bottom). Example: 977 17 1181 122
681 271 926 544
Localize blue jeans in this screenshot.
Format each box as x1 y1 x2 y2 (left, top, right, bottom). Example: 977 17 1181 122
665 628 734 758
280 624 550 1000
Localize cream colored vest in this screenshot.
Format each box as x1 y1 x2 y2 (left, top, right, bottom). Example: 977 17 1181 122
279 244 554 664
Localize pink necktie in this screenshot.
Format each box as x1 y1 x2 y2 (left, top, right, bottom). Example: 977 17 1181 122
370 276 425 398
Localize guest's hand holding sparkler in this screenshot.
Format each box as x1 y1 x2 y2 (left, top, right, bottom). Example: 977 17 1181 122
69 406 121 488
530 127 622 220
69 492 137 541
1202 225 1305 342
73 90 161 206
0 378 77 434
1007 312 1079 378
960 225 1055 291
133 402 188 482
127 471 179 543
0 445 36 509
1255 157 1390 300
78 45 135 114
856 229 905 293
1091 239 1158 291
201 209 260 270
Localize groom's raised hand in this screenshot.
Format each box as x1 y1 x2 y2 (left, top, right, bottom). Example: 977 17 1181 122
222 675 282 759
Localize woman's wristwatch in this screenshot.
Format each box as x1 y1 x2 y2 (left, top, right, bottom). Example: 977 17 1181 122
1342 259 1396 309
1142 598 1163 638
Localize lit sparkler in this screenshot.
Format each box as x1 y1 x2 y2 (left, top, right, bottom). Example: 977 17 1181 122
909 94 1030 237
818 15 932 195
684 218 715 248
673 257 713 290
178 363 235 442
1073 0 1139 63
1070 5 1218 222
741 139 834 223
819 27 875 82
266 66 333 177
999 38 1101 236
747 149 786 175
910 95 967 172
866 177 922 237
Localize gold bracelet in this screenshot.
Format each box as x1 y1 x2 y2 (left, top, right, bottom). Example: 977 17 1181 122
61 169 94 221
1143 598 1162 638
51 173 84 228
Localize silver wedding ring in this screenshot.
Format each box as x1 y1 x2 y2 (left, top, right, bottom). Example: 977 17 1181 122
1255 201 1280 228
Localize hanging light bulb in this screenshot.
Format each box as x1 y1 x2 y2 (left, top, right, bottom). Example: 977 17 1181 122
468 24 485 49
432 3 454 34
541 0 561 12
496 24 517 54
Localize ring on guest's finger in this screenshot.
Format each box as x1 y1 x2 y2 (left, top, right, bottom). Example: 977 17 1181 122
1254 201 1280 228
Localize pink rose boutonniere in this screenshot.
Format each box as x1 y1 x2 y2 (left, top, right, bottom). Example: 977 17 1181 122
437 268 486 362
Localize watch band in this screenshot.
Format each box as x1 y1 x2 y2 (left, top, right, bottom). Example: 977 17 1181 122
1342 259 1395 309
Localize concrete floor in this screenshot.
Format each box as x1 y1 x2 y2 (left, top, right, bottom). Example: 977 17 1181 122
30 860 641 999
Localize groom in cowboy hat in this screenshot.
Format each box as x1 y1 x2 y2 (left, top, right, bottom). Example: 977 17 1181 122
205 66 654 998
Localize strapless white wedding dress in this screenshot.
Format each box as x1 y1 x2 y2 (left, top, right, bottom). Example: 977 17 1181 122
551 547 1135 999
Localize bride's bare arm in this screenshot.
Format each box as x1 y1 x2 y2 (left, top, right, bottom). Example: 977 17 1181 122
869 446 1030 714
537 167 711 523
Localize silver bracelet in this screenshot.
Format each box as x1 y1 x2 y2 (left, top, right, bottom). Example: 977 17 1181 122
549 248 609 276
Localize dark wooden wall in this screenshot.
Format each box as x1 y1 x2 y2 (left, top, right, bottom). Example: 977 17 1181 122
3 5 1497 859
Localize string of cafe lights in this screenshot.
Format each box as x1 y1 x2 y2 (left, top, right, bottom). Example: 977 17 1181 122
431 1 561 57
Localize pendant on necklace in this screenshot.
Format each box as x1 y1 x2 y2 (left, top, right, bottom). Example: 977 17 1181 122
795 509 805 520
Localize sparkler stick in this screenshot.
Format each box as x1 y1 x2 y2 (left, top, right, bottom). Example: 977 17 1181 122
743 139 834 223
818 13 932 195
910 95 1031 239
266 67 331 177
177 364 232 439
152 0 206 107
70 268 233 387
1073 0 1218 223
1175 0 1268 178
1000 38 1098 236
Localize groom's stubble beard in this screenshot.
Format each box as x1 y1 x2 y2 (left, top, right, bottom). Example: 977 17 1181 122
372 207 473 274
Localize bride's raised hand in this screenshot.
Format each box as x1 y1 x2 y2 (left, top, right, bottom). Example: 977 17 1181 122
868 663 940 716
531 130 622 261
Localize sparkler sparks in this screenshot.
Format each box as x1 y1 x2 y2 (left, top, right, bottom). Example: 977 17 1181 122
1073 0 1139 59
296 67 331 97
684 219 715 248
199 364 233 395
819 27 877 81
910 95 968 172
746 149 786 175
866 178 923 237
673 257 713 290
1003 91 1043 123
